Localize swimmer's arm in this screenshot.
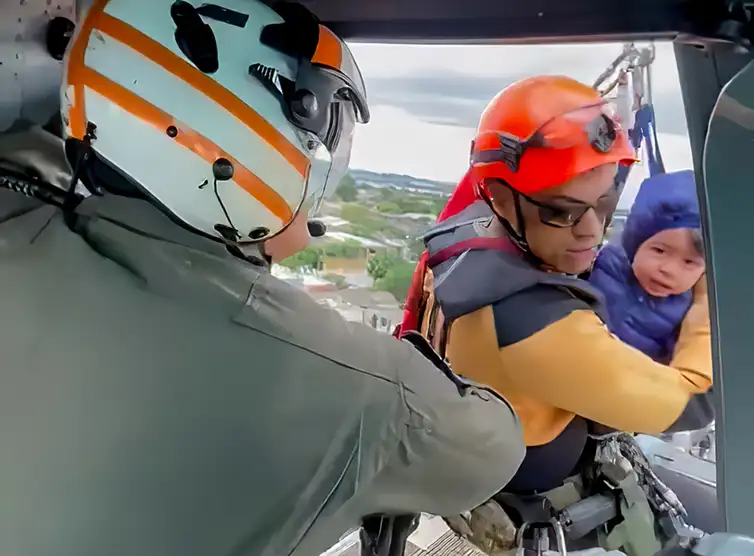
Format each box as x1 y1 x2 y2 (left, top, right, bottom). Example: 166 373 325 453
451 286 712 435
663 297 715 432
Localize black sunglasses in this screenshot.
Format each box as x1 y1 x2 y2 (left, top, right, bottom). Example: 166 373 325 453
488 179 620 228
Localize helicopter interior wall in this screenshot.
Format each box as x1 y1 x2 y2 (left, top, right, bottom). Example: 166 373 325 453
295 0 696 43
685 45 754 537
0 0 76 133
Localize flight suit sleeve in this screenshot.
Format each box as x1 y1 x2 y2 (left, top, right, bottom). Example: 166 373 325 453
347 331 526 518
452 285 712 436
243 271 524 523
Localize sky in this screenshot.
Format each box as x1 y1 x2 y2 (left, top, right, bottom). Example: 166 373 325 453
345 41 693 209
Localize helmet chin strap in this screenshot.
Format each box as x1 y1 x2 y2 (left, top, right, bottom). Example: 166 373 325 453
479 179 613 276
479 188 556 272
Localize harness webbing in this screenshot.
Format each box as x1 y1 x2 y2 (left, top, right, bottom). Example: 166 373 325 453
426 236 515 268
616 102 666 191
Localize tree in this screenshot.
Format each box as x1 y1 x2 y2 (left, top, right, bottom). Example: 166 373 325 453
376 201 401 214
323 239 363 259
377 188 397 202
279 246 322 271
334 174 358 202
340 203 372 222
374 260 416 302
367 251 415 302
340 203 402 241
367 251 400 281
323 273 348 289
406 237 426 260
367 253 392 281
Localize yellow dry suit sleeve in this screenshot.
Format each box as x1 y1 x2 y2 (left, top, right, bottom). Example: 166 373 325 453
663 297 715 432
671 297 712 380
452 286 712 436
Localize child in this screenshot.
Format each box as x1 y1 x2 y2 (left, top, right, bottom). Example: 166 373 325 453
589 170 706 363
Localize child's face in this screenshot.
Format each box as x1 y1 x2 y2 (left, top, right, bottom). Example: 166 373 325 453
632 228 706 297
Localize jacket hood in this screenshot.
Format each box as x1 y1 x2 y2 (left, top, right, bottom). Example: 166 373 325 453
621 170 701 261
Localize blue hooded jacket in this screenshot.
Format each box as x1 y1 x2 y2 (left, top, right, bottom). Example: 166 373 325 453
589 170 701 362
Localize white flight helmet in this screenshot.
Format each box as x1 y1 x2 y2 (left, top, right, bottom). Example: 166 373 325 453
60 0 369 244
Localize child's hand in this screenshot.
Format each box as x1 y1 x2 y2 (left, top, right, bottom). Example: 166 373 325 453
693 273 708 299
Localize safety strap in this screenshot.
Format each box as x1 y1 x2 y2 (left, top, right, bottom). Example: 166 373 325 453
595 435 665 556
599 469 663 556
614 103 665 194
402 236 517 351
634 104 665 177
426 236 515 268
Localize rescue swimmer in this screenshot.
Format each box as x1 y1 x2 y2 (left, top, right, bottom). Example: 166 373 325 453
398 75 714 552
0 1 526 554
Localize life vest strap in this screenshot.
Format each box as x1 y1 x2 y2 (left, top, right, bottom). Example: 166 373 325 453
426 236 514 268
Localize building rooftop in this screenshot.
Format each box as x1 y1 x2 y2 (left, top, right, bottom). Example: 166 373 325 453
309 288 400 309
326 231 392 250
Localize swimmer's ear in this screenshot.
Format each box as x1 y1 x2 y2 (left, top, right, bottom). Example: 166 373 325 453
483 179 515 210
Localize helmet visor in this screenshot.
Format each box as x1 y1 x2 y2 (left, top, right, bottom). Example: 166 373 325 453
530 102 623 152
300 100 356 219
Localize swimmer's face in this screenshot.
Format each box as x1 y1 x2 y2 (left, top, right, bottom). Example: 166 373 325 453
632 228 706 297
487 163 620 274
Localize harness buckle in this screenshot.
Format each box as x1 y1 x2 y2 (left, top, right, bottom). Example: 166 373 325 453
662 513 705 547
514 520 569 556
550 518 568 556
534 526 549 556
515 522 530 556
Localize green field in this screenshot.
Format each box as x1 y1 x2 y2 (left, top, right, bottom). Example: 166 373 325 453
280 174 446 301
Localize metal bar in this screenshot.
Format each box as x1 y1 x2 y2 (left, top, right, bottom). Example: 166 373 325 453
304 0 704 42
677 40 754 535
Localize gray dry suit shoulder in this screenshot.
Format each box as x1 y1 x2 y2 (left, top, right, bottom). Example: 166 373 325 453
0 127 525 556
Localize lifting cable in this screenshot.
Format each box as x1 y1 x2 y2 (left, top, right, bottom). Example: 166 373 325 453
595 42 665 194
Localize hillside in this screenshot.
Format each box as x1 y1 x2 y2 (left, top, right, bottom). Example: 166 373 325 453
349 169 457 195
280 169 451 302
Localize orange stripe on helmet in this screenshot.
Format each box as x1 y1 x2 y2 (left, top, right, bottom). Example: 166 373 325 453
66 0 110 139
80 66 294 224
311 25 342 70
89 12 309 178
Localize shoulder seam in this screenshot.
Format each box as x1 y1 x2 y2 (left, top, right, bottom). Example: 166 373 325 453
493 285 591 348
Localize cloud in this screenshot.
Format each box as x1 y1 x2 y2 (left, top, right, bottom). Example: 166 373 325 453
350 105 473 184
349 105 692 210
349 41 688 136
346 40 693 207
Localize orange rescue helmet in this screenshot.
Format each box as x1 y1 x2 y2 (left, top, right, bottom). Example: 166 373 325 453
471 75 638 196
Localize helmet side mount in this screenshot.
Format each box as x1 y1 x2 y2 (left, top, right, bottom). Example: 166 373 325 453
171 0 219 74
